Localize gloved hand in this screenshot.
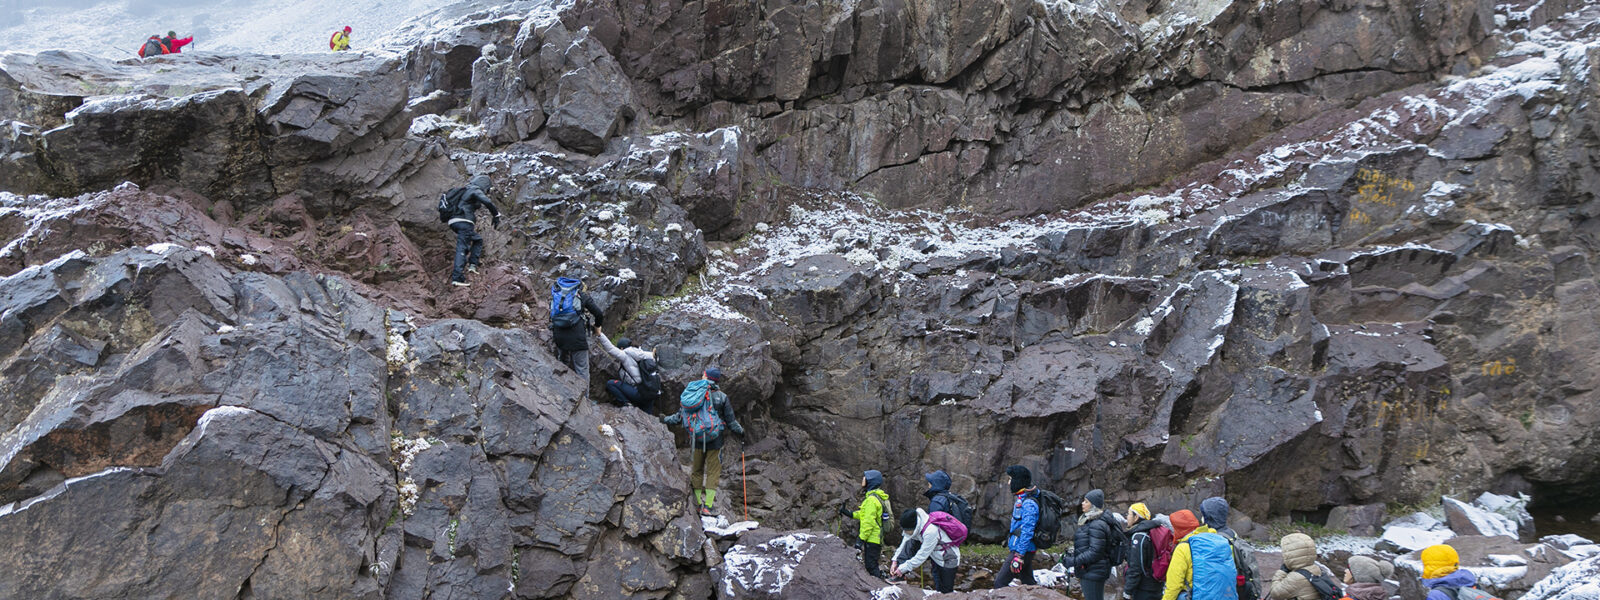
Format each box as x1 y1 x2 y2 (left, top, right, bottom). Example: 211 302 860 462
732 425 746 438
1010 552 1024 574
839 505 852 518
659 415 671 424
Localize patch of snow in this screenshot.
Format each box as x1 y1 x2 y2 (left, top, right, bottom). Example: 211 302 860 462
721 533 817 597
1444 497 1520 538
665 223 684 234
239 253 258 265
145 242 185 254
701 515 759 537
1522 554 1600 600
872 585 905 600
216 325 236 334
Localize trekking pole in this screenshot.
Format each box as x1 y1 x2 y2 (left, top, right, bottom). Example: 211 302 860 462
741 451 749 522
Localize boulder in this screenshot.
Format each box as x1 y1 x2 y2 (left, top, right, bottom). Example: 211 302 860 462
717 528 901 599
1327 504 1388 537
1522 554 1600 600
1444 497 1522 540
1396 536 1575 598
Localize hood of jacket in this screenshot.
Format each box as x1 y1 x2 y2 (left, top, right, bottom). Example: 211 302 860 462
1200 497 1231 530
864 470 884 491
1280 533 1317 570
1423 569 1477 590
1129 519 1163 536
923 470 951 497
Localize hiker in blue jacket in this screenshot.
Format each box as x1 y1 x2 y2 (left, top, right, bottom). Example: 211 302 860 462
925 470 955 515
995 465 1040 588
661 367 744 516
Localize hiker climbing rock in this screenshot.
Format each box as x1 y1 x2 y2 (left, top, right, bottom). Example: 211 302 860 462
660 367 743 516
1057 489 1124 600
1124 502 1173 600
595 328 661 413
890 508 964 593
994 465 1040 588
548 277 603 382
330 26 352 51
841 469 891 579
437 175 500 287
162 31 192 54
1161 509 1238 600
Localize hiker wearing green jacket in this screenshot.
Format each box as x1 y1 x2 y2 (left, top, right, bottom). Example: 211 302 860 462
839 469 892 579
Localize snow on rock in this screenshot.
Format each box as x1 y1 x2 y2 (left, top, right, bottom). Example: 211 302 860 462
1474 492 1535 534
1032 563 1070 587
702 515 759 538
1380 511 1454 552
1523 554 1600 600
721 533 817 597
1444 497 1521 538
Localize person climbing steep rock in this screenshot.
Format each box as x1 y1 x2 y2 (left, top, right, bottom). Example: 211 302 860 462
1125 502 1172 600
595 328 660 413
661 367 743 516
994 465 1040 588
330 26 352 51
890 508 962 593
438 175 500 287
1342 556 1394 600
1058 489 1124 600
548 276 603 382
1269 533 1338 600
1162 509 1238 600
840 469 892 579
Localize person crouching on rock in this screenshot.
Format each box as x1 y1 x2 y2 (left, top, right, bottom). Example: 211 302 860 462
890 508 961 593
994 465 1040 588
1343 556 1394 600
440 175 500 287
594 328 661 413
660 367 743 516
549 277 604 385
839 469 892 579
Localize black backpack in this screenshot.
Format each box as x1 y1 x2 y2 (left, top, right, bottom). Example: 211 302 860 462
1232 538 1262 600
1296 569 1343 600
939 491 974 528
436 187 468 223
637 357 663 399
1100 511 1128 566
1031 490 1067 549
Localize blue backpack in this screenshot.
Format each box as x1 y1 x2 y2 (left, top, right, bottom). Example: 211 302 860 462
1184 532 1240 600
679 380 725 445
550 278 584 329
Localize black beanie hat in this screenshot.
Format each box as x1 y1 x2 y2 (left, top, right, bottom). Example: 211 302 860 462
1006 465 1032 493
901 509 919 531
1085 489 1105 509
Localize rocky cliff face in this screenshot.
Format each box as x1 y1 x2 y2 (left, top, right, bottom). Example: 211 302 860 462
1 0 1599 596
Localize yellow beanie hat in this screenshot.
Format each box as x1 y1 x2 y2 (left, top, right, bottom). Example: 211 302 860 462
1129 502 1152 521
1421 544 1460 579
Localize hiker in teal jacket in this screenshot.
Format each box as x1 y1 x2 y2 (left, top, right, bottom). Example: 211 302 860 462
660 367 742 516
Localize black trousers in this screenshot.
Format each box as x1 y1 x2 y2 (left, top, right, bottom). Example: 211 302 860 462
931 563 956 593
861 541 883 578
605 380 656 414
449 221 483 282
993 551 1036 588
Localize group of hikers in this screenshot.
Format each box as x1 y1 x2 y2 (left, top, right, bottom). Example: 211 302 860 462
445 173 1497 599
834 466 1499 598
132 25 353 56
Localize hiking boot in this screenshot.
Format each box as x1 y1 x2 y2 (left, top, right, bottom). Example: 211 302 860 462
698 505 714 517
450 280 470 287
467 265 479 274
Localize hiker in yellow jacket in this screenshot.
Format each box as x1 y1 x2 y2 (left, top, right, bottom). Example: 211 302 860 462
1163 509 1238 600
330 26 352 51
839 469 891 579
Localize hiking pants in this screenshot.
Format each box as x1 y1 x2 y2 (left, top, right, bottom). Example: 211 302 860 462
1130 586 1162 600
993 551 1036 588
932 564 956 593
605 380 654 414
861 541 883 579
449 221 483 282
690 447 721 503
557 348 589 384
1081 577 1106 600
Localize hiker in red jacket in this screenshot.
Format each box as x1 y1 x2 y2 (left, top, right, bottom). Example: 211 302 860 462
162 31 193 53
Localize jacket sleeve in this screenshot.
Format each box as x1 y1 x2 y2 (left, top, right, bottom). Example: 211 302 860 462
1076 520 1109 569
1008 498 1038 554
466 189 500 218
928 494 949 515
717 393 743 435
1162 542 1192 600
901 521 941 571
660 410 683 427
595 333 627 362
894 535 917 564
581 294 605 324
852 494 882 542
172 37 193 50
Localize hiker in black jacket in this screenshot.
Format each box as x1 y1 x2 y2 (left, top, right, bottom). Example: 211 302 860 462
445 175 500 287
1058 489 1123 600
1124 502 1169 600
549 277 604 383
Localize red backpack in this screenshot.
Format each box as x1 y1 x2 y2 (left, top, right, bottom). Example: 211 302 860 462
1150 524 1176 580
